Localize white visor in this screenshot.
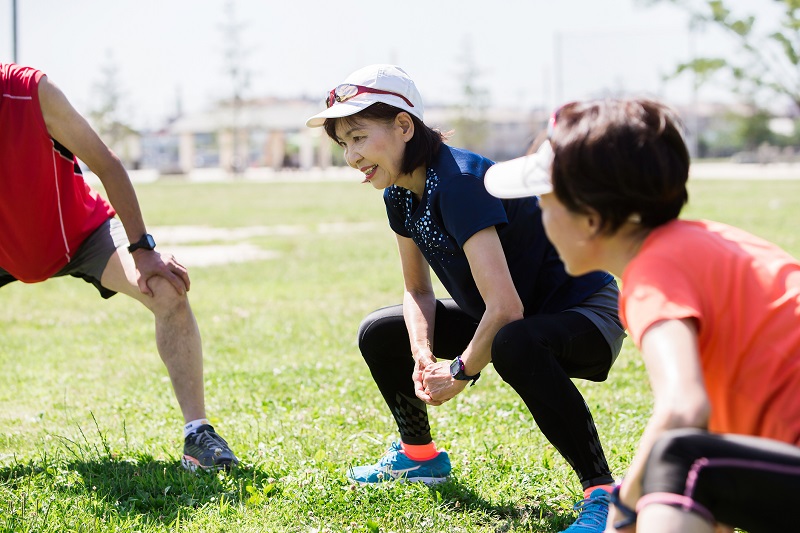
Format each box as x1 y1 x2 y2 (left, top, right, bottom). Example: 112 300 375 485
484 140 554 199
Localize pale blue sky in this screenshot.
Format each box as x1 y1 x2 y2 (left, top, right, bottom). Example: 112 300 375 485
0 0 780 129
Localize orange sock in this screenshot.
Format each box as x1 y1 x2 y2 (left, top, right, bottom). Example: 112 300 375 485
401 441 439 461
584 484 614 499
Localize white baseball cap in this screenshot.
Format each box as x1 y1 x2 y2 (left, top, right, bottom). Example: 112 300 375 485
484 140 555 199
305 64 424 128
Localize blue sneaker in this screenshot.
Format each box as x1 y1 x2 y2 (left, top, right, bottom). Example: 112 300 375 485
348 442 451 485
561 488 610 532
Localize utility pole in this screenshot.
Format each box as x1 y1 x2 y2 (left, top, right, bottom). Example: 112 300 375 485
553 31 563 108
688 16 702 158
12 0 19 63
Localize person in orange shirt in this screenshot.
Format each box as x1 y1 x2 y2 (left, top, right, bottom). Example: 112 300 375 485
485 98 800 533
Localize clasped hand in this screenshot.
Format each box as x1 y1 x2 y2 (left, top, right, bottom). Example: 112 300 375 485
413 354 467 406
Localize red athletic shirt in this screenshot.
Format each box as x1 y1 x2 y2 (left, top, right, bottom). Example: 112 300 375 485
0 64 115 282
621 219 800 445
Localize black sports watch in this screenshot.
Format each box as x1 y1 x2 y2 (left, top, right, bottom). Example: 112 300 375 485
128 233 156 253
450 356 481 386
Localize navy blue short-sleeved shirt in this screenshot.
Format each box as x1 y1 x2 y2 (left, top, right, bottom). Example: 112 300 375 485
385 145 613 321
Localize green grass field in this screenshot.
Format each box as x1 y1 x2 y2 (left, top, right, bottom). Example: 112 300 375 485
1 178 798 532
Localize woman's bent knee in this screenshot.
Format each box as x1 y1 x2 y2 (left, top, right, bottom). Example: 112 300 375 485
357 306 408 359
492 320 543 376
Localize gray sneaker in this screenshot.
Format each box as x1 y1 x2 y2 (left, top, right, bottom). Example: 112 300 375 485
182 424 239 471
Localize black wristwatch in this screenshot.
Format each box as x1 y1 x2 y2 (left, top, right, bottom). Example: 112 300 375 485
450 356 481 386
128 233 156 253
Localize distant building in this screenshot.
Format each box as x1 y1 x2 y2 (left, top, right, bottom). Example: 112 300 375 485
426 106 549 162
139 128 181 174
125 97 800 177
164 97 332 174
136 98 554 174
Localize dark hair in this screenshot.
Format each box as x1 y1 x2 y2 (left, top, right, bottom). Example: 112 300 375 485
323 103 444 175
550 98 690 235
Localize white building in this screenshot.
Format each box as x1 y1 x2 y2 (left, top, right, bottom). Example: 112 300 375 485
142 98 548 175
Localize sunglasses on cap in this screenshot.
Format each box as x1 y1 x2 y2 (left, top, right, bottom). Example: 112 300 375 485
326 84 415 109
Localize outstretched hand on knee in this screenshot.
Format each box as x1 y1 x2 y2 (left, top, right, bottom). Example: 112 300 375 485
132 250 190 296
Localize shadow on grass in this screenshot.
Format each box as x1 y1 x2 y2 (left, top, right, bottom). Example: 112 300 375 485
431 478 575 532
0 455 276 526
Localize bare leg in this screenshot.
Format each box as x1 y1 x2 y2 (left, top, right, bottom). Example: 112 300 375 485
637 504 716 533
100 249 205 422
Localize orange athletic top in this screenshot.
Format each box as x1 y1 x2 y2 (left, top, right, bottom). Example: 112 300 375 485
621 219 800 445
0 63 115 282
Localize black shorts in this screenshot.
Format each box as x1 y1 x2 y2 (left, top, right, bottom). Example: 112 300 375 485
0 218 128 299
640 428 800 532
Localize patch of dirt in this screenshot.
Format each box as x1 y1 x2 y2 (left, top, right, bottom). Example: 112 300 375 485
151 223 373 267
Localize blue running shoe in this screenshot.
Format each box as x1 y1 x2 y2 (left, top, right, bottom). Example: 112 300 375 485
561 488 611 532
348 442 451 485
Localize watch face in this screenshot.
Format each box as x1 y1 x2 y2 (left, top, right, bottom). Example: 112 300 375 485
145 234 156 249
449 358 461 378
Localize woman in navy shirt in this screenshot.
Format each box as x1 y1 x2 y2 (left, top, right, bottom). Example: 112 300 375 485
306 64 625 533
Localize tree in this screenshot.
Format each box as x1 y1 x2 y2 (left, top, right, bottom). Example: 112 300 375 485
88 51 138 167
219 0 253 175
452 37 490 153
642 0 800 112
735 108 777 150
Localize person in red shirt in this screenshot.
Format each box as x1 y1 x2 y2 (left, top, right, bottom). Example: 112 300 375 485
0 63 237 471
485 98 800 533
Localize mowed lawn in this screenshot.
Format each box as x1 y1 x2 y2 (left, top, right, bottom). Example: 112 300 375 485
0 178 798 532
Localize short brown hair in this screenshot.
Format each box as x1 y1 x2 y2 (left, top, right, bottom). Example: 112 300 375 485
323 103 444 175
550 99 690 235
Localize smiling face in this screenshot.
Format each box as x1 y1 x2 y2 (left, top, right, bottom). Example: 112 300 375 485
333 113 414 191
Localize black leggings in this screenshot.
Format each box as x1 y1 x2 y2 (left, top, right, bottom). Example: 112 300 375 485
357 298 614 489
641 428 800 532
